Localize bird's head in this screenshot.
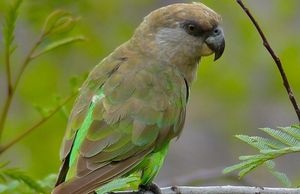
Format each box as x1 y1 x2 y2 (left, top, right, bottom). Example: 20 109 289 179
130 3 225 82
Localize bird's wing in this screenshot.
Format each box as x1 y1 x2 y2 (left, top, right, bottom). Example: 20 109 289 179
54 55 188 194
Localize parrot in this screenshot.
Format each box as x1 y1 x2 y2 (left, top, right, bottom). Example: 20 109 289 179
52 2 225 194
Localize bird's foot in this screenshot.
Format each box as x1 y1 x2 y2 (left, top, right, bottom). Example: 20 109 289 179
138 183 162 194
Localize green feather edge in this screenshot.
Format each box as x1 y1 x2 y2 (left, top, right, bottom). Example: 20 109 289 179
69 88 105 167
96 175 139 194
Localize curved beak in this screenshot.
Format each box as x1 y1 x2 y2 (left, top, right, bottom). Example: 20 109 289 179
205 26 225 61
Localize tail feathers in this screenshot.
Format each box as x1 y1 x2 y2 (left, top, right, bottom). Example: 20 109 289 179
52 149 150 194
55 155 70 187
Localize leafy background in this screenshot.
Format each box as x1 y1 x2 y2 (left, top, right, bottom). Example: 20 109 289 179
0 0 300 190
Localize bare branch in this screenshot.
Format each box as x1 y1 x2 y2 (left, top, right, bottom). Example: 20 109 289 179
236 0 300 123
0 34 44 141
0 92 77 154
13 34 45 94
160 167 253 186
4 43 13 98
111 186 300 194
0 0 23 143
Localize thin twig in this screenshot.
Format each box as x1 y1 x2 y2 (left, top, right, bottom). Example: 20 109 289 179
0 34 44 141
0 44 14 143
13 34 44 93
110 186 300 194
0 92 77 154
4 44 13 97
0 96 13 142
236 0 300 123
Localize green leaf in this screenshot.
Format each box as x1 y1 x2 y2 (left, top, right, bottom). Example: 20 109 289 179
238 154 263 161
32 36 86 59
271 171 292 187
225 126 300 187
42 10 70 34
38 174 57 193
279 126 300 141
0 168 46 193
236 135 285 150
42 9 79 37
260 146 300 155
293 125 300 130
0 181 19 193
223 159 260 174
3 0 22 51
265 160 275 169
0 173 57 193
238 163 258 177
265 161 291 187
260 128 300 146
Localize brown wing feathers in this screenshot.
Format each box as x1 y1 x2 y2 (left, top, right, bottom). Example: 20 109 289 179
53 49 187 194
53 148 153 194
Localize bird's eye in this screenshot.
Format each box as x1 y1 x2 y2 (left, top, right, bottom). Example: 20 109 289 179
188 24 195 32
182 21 203 36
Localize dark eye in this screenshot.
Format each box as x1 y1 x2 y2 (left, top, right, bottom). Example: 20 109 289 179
182 21 203 37
187 24 195 32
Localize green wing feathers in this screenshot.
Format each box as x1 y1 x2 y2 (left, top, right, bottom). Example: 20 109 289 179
54 50 188 193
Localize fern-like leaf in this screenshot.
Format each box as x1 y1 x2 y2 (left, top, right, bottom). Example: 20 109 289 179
224 125 300 187
3 0 22 51
38 174 57 193
236 135 285 150
265 161 291 187
223 158 261 174
279 126 300 141
260 127 300 146
0 163 46 193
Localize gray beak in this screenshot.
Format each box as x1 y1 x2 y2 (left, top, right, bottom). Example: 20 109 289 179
205 26 225 61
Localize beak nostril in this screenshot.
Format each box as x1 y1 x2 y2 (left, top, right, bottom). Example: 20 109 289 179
205 26 225 61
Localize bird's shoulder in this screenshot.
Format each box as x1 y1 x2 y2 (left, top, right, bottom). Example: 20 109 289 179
103 59 187 121
60 45 188 160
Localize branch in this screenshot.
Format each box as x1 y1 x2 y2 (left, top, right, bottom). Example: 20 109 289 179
0 92 77 154
0 0 23 142
4 41 13 99
236 0 300 123
160 167 253 186
111 186 300 194
0 35 44 142
13 35 44 93
0 46 15 145
0 9 83 142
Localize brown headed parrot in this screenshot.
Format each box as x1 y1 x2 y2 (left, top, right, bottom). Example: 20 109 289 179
53 3 225 194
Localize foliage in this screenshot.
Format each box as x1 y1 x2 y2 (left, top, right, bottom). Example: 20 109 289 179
2 0 22 52
0 0 85 146
32 36 86 59
0 162 47 193
0 0 85 193
0 172 57 194
224 125 300 187
0 0 300 190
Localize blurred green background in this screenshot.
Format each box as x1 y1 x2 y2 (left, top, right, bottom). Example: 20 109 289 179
0 0 300 188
